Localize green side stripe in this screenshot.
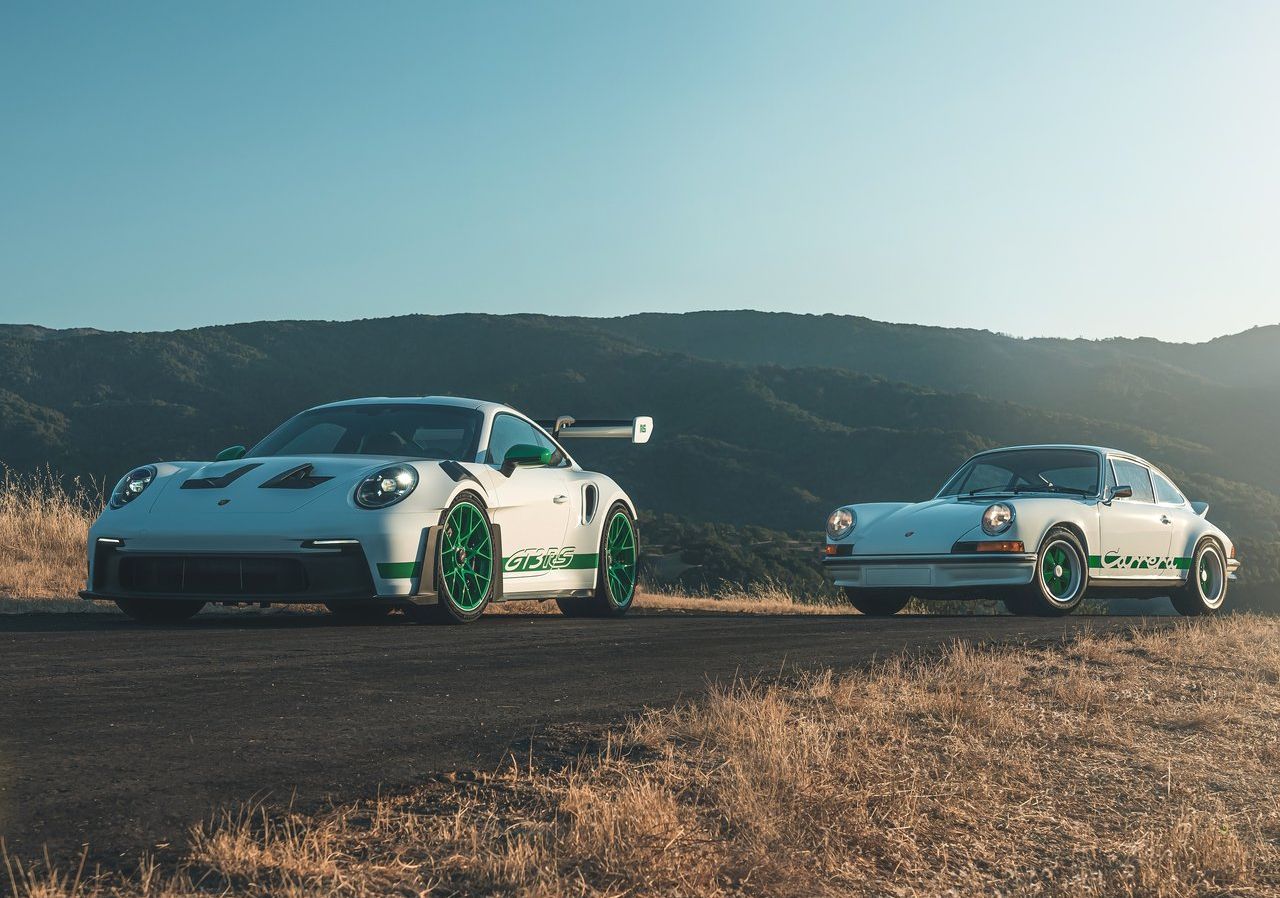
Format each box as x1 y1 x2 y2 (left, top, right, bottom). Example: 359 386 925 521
377 561 421 579
1087 555 1191 571
561 552 599 570
381 551 607 580
502 552 599 571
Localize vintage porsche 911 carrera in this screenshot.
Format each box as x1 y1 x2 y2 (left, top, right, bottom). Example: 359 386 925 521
82 397 652 624
823 445 1239 616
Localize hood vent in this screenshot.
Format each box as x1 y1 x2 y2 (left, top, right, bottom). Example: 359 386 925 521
259 463 334 490
182 463 263 490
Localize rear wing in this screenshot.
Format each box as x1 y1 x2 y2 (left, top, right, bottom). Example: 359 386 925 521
536 416 653 444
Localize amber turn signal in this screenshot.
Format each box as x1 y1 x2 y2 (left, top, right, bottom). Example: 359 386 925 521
974 540 1025 553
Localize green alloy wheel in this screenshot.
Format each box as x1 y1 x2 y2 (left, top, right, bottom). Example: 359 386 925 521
1041 544 1077 601
410 492 495 624
604 510 638 606
1019 527 1088 616
558 504 637 618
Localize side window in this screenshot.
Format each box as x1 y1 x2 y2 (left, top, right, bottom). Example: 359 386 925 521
1112 459 1155 503
1152 471 1186 506
485 415 561 466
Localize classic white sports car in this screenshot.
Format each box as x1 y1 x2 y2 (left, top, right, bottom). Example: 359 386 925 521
823 445 1240 616
82 397 652 624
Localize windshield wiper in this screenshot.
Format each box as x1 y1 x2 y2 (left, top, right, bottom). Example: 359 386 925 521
958 485 1014 497
1011 484 1093 496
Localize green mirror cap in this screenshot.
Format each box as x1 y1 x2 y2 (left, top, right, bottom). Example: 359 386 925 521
216 445 248 462
504 444 552 467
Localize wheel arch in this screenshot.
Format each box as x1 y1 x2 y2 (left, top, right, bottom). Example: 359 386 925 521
1046 520 1091 558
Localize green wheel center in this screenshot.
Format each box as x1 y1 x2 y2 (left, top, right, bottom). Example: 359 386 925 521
1042 544 1076 599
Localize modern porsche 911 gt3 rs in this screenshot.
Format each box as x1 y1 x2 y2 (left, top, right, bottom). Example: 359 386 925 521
823 445 1240 617
82 397 653 624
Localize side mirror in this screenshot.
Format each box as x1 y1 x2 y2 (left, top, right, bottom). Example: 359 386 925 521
501 443 552 477
1105 484 1133 503
216 445 247 462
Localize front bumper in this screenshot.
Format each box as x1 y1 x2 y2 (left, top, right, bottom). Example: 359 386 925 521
823 553 1038 590
86 510 443 599
83 540 382 604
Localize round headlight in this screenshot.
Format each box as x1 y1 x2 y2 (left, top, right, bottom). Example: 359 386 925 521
982 503 1015 535
355 464 418 509
827 507 856 540
109 465 157 509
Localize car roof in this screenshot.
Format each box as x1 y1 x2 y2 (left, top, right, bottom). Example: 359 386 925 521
306 396 511 415
972 444 1151 464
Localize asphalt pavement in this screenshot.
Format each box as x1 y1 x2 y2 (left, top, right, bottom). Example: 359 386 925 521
0 610 1154 863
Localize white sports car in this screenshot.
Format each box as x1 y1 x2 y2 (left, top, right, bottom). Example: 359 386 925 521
823 444 1240 616
82 397 652 624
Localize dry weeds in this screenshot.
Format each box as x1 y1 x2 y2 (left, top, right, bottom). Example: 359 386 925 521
0 468 98 600
8 616 1280 897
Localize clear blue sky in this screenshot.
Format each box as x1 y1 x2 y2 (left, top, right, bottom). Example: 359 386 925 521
2 1 1277 340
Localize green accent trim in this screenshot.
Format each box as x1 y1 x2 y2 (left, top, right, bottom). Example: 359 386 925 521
1088 554 1192 571
1042 544 1073 598
377 561 421 579
502 550 599 572
440 501 494 612
504 444 552 467
563 552 599 570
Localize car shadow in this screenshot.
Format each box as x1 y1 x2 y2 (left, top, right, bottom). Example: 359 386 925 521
0 610 420 633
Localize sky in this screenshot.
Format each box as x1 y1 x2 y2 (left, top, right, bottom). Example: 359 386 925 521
1 1 1278 341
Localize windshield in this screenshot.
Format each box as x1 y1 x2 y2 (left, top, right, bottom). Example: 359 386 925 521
247 403 484 461
937 448 1101 498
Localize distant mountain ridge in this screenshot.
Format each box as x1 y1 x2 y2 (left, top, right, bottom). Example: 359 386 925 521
1 311 1276 585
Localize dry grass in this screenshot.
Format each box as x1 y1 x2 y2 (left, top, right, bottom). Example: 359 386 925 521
0 468 98 600
9 616 1280 897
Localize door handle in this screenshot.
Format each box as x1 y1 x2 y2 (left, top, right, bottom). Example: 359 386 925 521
1160 515 1171 525
553 495 568 504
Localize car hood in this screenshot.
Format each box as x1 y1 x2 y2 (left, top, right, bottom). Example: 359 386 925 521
140 455 436 515
851 498 992 554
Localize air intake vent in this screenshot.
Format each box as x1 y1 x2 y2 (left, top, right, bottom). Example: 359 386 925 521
584 484 598 524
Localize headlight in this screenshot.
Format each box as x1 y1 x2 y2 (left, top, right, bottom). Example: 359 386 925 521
355 464 418 509
827 507 856 540
982 503 1015 535
109 465 157 509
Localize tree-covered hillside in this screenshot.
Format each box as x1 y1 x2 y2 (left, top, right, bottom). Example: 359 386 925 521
1 311 1276 594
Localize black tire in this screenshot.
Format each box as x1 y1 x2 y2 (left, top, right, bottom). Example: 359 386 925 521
325 602 394 623
1170 539 1229 616
114 598 205 623
557 503 638 618
406 491 496 625
1018 527 1089 616
842 588 911 617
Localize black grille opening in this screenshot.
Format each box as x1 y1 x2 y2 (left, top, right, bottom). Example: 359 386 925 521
118 556 309 595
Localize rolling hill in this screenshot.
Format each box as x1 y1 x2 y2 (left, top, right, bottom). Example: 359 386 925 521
1 311 1277 592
